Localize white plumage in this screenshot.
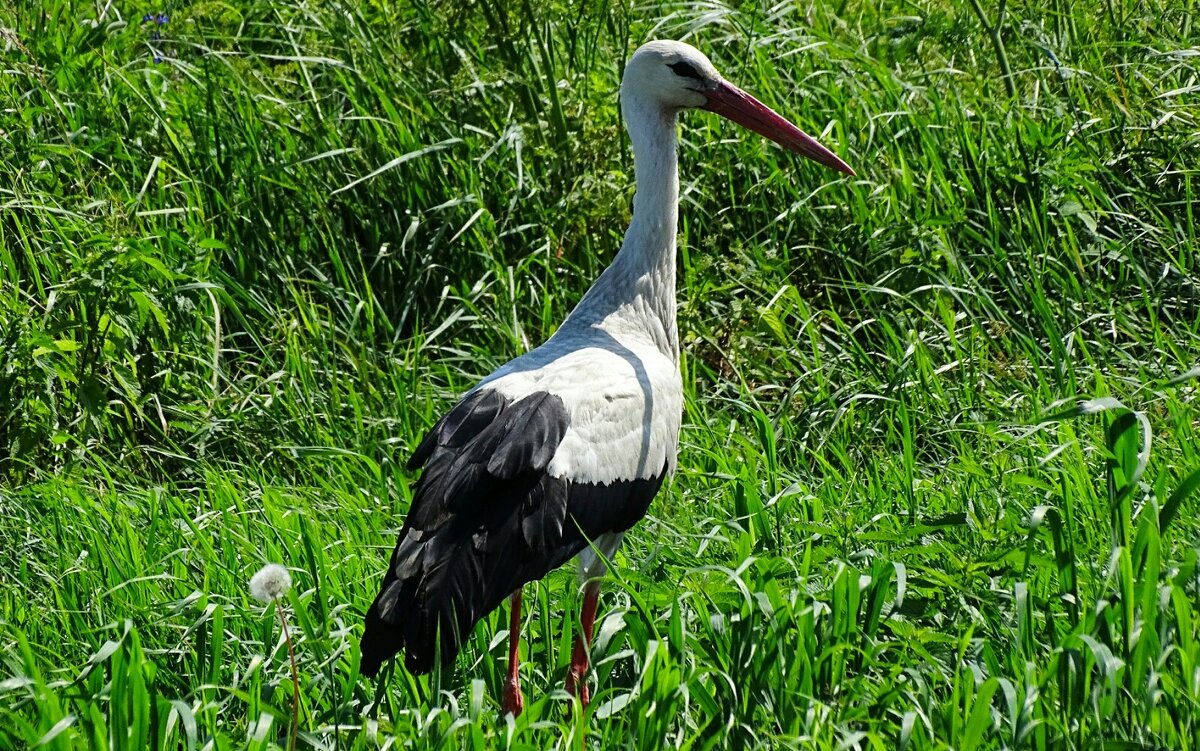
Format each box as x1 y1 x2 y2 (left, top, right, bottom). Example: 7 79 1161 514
360 38 853 715
479 339 682 483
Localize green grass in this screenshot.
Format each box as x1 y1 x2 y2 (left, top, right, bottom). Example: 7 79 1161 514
2 0 1199 748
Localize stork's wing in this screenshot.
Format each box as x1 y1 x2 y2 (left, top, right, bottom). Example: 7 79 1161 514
360 387 666 677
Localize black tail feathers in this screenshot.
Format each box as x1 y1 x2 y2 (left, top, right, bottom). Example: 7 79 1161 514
359 603 404 678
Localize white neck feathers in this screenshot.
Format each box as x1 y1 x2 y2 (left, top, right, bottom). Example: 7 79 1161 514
561 89 681 360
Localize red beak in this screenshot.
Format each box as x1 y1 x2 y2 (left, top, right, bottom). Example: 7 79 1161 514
702 80 855 176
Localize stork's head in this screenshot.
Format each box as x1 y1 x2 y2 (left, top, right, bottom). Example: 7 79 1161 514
620 40 721 110
621 40 855 176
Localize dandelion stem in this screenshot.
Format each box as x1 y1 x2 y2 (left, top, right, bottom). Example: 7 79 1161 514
276 599 300 751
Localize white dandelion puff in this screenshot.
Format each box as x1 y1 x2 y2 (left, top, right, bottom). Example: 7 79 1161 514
249 562 300 751
249 564 292 603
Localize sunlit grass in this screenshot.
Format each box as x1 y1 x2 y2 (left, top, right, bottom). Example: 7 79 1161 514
1 0 1198 748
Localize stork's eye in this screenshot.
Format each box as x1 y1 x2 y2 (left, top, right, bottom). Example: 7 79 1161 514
668 61 702 80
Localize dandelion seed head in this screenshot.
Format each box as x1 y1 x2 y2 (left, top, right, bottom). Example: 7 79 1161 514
250 564 292 603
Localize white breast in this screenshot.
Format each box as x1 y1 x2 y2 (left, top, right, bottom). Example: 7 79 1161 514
477 327 682 484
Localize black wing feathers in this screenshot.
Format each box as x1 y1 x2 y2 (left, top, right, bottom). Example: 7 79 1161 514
487 392 565 478
407 389 507 471
360 388 666 678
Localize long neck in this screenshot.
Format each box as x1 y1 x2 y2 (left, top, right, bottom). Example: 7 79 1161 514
564 91 680 359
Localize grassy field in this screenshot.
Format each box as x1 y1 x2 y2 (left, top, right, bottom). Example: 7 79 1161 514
2 0 1199 748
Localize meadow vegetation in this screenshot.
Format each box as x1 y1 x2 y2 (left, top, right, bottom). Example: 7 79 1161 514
1 0 1198 748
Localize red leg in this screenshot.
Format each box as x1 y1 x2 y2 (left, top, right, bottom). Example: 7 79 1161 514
564 580 600 708
502 590 524 717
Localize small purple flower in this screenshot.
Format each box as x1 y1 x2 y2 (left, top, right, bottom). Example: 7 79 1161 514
141 9 170 63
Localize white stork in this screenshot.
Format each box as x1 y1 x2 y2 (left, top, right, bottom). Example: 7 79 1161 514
360 39 853 715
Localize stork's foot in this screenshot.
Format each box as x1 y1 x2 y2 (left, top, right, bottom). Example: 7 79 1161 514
502 678 524 717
